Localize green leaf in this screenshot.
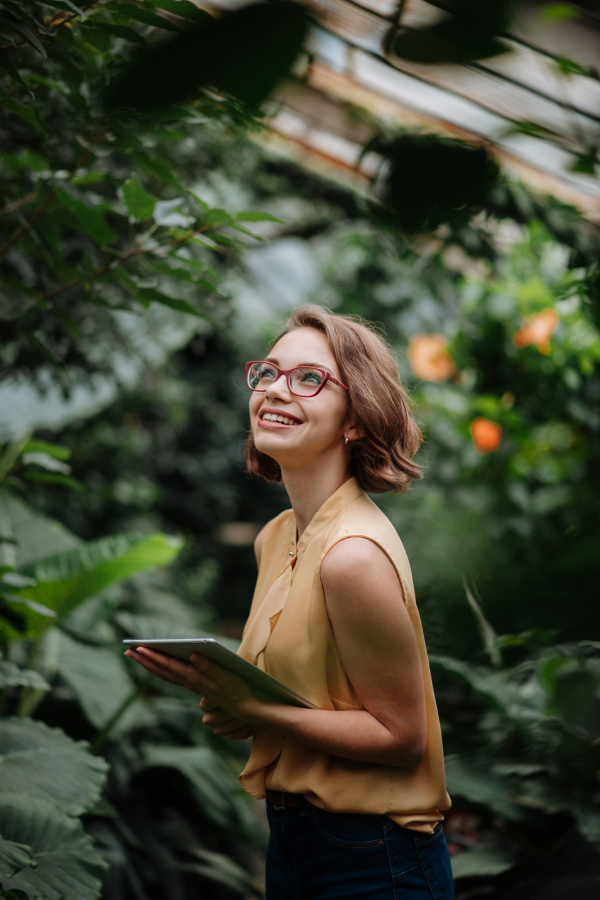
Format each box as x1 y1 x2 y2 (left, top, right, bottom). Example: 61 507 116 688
389 0 510 64
204 208 234 227
540 3 581 22
0 659 49 691
104 3 183 33
21 453 71 475
182 847 261 895
555 55 590 77
21 441 71 462
136 289 205 316
0 94 47 135
0 719 108 817
0 48 27 89
55 188 116 246
430 655 520 714
0 792 106 899
236 210 285 224
451 847 515 880
150 262 199 283
0 495 81 570
10 532 183 638
22 473 84 491
146 0 212 25
0 834 35 881
128 149 182 190
569 147 598 176
444 754 524 821
0 11 47 58
135 745 255 832
105 1 309 111
0 591 57 619
94 23 146 44
57 632 144 731
41 0 87 15
121 177 156 221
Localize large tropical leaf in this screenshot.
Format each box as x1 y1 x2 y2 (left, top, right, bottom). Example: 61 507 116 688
0 834 35 880
0 494 80 569
444 754 524 822
0 718 107 817
8 532 183 638
430 654 540 720
451 846 515 879
180 846 262 895
0 658 48 691
57 631 151 732
135 745 255 833
0 792 106 900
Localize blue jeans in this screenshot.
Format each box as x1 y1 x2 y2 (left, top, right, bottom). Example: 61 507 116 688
266 799 453 899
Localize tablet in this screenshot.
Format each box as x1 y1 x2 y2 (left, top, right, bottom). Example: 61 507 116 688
123 637 318 709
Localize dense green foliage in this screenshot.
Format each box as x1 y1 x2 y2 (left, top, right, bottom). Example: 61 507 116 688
1 1 600 899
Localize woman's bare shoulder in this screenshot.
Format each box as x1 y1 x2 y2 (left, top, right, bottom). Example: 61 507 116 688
321 537 399 596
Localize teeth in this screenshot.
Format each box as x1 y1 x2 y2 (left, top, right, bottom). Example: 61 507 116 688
263 413 297 425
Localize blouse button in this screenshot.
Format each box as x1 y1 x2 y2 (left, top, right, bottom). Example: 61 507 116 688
289 551 294 556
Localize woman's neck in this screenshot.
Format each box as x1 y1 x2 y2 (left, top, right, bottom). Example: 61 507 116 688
281 458 352 539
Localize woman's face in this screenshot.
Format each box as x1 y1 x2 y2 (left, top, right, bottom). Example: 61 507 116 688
249 327 353 471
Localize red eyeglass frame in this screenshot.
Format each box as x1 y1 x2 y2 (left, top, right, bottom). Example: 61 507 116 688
245 361 348 397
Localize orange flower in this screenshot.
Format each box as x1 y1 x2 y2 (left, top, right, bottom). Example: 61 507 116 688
470 417 502 454
513 308 559 354
408 334 457 382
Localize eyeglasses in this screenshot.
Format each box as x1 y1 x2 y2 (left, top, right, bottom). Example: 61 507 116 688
245 361 348 398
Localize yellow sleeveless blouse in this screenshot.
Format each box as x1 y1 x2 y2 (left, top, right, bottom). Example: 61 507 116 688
238 477 451 833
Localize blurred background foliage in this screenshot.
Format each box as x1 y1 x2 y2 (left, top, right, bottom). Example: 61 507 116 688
1 1 600 899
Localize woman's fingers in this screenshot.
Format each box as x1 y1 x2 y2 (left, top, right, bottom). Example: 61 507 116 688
125 647 213 695
130 646 195 680
125 648 180 683
199 696 218 712
201 708 234 728
222 724 254 741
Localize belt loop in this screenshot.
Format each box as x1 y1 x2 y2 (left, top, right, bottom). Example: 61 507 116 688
273 790 285 811
299 794 307 816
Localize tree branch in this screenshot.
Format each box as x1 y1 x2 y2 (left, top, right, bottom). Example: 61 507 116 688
0 190 38 218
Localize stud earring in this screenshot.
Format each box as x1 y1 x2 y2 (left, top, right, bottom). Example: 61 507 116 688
344 436 349 445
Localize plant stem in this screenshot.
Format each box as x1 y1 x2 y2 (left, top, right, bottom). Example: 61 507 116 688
17 638 42 717
91 675 152 754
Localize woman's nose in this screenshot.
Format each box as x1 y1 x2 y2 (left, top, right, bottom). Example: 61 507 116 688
265 374 290 400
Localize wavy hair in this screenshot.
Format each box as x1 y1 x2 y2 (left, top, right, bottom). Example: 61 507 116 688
245 306 422 493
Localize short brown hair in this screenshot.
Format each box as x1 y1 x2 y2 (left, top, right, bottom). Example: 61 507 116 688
245 306 422 493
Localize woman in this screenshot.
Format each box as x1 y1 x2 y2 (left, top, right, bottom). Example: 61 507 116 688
126 306 453 899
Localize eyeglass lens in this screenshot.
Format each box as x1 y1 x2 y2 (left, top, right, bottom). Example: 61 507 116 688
247 363 324 397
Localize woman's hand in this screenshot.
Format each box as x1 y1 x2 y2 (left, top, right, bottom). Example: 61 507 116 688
199 698 254 741
124 645 257 723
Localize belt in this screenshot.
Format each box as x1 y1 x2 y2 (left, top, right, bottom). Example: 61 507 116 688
266 790 314 809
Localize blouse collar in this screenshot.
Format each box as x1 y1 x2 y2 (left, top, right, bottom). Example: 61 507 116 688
289 477 362 563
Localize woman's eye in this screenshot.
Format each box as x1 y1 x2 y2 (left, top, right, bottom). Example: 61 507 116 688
298 369 323 384
258 365 277 380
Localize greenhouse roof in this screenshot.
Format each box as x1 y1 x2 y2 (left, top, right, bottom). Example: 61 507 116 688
199 0 600 222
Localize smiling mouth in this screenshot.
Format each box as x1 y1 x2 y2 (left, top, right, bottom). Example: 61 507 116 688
259 412 302 426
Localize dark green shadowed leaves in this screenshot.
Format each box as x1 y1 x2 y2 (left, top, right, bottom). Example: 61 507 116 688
388 0 512 65
105 1 309 112
369 133 500 234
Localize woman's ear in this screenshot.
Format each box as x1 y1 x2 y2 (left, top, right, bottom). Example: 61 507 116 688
344 421 365 442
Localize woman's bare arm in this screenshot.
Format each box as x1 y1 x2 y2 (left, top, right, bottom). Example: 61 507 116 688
127 538 427 766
